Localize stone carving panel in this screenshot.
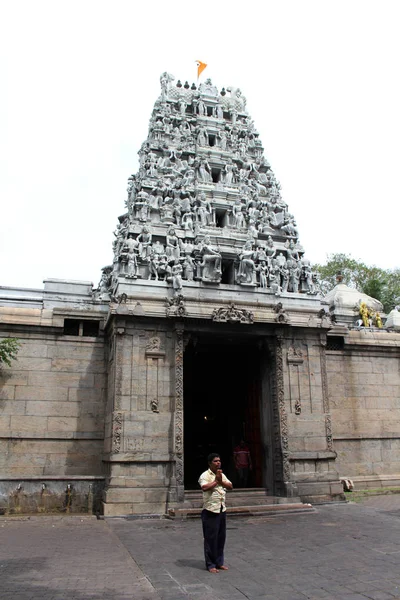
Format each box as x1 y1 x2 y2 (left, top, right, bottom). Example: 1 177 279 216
174 327 184 501
212 302 254 324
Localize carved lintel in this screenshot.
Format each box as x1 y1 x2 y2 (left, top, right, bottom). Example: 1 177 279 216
211 302 254 324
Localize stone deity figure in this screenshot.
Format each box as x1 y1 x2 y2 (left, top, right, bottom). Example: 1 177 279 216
197 159 212 182
165 226 180 262
265 236 276 263
172 199 182 227
256 261 268 288
182 254 195 281
214 103 224 119
122 236 139 279
148 254 160 280
254 244 267 263
288 261 300 293
217 130 227 151
160 72 174 102
276 252 287 268
171 261 183 296
97 268 112 298
137 226 152 260
157 254 168 280
126 250 138 279
178 99 187 115
152 240 164 256
198 235 222 282
304 264 315 294
232 198 245 229
134 191 150 222
195 192 212 227
237 240 256 285
197 99 207 116
280 265 289 292
182 210 195 232
223 160 236 185
268 265 281 295
197 126 208 147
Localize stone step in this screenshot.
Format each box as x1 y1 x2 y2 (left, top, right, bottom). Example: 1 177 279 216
182 489 302 509
168 502 315 520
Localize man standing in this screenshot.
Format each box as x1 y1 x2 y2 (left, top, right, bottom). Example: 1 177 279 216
233 440 252 487
198 453 233 573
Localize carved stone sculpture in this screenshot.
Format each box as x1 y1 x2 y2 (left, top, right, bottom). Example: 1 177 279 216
212 302 254 324
106 72 316 298
197 236 222 283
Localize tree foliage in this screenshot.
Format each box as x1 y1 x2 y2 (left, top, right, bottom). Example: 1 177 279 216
314 253 400 314
0 338 21 368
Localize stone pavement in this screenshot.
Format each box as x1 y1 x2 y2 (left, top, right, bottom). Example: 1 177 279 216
3 498 400 599
0 515 158 600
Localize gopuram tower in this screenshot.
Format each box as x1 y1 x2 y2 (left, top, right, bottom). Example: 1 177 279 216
98 73 343 516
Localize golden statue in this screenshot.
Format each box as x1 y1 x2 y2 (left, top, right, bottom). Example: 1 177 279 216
359 302 370 327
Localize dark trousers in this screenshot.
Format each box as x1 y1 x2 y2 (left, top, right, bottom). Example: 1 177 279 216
237 467 249 487
201 508 226 570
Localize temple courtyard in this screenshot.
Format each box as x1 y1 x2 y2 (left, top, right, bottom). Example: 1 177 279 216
2 496 400 600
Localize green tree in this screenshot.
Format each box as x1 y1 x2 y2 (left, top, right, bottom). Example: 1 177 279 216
314 253 400 314
0 338 21 368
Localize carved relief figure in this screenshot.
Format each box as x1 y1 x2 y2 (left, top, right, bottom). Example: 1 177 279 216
198 235 222 282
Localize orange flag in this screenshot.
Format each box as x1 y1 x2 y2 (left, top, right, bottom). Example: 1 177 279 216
196 60 207 79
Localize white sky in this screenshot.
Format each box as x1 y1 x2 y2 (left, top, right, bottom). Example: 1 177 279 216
1 1 399 290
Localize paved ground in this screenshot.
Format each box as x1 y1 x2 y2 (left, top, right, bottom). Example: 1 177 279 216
3 496 400 600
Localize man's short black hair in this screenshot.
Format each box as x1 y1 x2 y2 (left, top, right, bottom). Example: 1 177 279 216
208 452 220 464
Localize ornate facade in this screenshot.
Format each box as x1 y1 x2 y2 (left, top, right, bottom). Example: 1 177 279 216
0 74 399 517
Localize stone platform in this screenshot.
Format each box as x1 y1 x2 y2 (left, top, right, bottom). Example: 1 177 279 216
168 488 315 519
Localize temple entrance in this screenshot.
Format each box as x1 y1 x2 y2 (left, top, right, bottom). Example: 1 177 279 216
183 334 266 490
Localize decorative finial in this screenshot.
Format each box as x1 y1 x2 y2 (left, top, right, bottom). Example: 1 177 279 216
184 81 189 89
176 80 182 88
220 87 226 96
191 83 197 90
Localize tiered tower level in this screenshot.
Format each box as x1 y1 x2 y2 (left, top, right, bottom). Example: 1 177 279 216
99 73 317 300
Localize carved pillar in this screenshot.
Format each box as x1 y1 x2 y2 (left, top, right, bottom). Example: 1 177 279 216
320 335 333 451
174 326 184 502
275 337 291 489
112 325 125 454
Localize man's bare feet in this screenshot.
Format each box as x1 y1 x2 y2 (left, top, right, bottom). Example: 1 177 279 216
217 565 229 570
208 567 219 573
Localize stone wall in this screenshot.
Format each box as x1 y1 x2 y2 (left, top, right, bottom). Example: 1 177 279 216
277 333 343 501
102 316 176 516
0 282 108 514
328 330 400 489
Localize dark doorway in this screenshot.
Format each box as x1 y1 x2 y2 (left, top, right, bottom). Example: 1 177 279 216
183 335 264 489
